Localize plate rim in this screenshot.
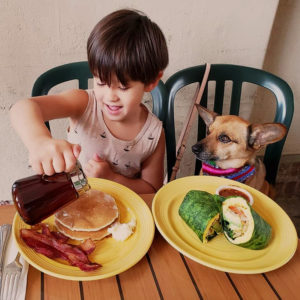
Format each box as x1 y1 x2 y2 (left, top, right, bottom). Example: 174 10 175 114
152 175 298 274
13 178 155 281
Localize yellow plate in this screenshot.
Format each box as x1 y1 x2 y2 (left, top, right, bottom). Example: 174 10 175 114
152 176 298 274
13 178 155 281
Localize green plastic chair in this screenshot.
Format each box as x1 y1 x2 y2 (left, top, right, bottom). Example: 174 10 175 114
31 61 168 130
165 64 294 184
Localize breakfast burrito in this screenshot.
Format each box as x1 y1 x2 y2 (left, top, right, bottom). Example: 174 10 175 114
179 190 223 243
221 196 272 249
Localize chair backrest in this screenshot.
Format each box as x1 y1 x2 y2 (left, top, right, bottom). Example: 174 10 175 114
31 61 168 130
165 64 294 184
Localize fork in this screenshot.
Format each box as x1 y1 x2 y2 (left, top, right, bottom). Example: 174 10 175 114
0 252 23 300
0 224 12 293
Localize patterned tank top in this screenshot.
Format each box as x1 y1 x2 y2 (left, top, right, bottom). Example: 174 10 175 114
67 89 162 178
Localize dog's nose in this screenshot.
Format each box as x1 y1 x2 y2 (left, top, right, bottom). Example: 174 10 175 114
192 143 202 155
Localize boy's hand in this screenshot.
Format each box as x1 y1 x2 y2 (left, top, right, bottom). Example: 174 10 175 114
83 153 114 179
28 138 81 175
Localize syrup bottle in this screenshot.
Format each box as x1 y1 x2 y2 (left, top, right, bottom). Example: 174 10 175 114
12 161 90 225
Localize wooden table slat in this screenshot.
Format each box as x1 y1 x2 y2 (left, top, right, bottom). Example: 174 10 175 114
25 267 41 300
185 257 240 299
82 277 120 300
0 205 16 223
229 273 278 300
43 274 81 300
264 240 300 299
148 233 200 300
119 255 161 300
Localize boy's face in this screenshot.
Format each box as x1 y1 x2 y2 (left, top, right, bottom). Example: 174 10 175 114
93 75 151 122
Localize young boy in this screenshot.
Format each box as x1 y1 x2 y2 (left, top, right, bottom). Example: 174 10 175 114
10 9 169 194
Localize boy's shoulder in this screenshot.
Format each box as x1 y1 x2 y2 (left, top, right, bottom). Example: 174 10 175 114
145 106 162 125
61 89 89 120
142 105 163 138
61 88 89 102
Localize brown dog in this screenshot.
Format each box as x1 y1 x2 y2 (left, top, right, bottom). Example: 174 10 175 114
192 105 287 197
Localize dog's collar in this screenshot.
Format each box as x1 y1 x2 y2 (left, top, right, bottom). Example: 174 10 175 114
202 161 256 182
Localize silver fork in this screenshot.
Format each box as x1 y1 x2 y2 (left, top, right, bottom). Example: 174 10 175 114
0 224 12 292
0 252 23 300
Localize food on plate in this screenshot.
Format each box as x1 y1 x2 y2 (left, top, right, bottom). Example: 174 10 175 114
216 185 254 205
55 189 119 241
178 190 272 250
20 223 100 271
221 196 272 249
108 219 136 241
55 189 136 241
178 190 223 243
19 189 137 271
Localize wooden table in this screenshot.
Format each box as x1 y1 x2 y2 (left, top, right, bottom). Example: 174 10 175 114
1 194 299 300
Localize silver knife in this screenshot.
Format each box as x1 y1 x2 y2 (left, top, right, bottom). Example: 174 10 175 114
0 224 12 292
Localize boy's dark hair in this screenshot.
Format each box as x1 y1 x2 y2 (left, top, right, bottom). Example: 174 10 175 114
87 9 168 86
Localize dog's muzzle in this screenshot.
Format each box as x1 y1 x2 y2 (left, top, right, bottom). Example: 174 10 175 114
192 143 217 161
191 143 203 156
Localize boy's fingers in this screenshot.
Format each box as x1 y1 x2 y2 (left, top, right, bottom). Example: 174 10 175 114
31 161 44 175
83 163 92 176
42 160 55 176
64 151 77 173
72 144 81 158
52 155 66 173
92 153 103 162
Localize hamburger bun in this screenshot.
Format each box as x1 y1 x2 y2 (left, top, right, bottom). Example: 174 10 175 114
55 189 119 240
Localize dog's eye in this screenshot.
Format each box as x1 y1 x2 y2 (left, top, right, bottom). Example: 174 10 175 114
218 134 231 143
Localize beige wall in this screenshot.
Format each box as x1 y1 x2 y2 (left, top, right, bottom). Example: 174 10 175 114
262 0 299 154
2 0 297 200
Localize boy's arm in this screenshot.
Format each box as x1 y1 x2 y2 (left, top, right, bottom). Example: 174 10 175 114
138 129 165 192
10 89 88 174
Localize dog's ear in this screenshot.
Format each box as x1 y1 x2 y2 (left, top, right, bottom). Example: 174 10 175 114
248 123 287 149
195 105 218 127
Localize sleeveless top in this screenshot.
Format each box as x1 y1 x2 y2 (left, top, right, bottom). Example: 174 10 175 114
67 89 162 178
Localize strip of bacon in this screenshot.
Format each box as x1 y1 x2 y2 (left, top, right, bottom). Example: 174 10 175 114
80 238 96 255
40 223 70 244
20 227 101 272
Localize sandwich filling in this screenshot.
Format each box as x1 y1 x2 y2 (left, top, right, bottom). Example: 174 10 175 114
222 197 254 244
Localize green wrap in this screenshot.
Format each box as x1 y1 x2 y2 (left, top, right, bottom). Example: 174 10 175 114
178 190 223 242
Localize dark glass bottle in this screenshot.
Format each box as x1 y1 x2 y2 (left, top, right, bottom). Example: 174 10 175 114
12 162 90 225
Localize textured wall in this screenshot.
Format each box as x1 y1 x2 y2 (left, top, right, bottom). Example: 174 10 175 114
261 0 300 154
0 0 281 200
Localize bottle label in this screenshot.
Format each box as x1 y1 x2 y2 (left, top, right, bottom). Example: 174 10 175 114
70 161 90 194
71 172 88 191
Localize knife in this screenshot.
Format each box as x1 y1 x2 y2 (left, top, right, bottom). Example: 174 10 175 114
0 224 12 292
